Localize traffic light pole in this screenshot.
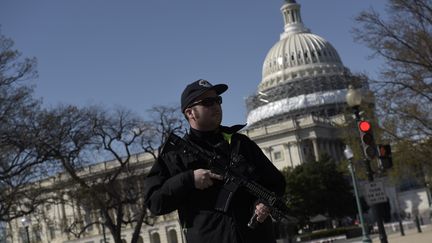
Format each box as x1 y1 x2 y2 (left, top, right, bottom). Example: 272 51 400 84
353 107 388 243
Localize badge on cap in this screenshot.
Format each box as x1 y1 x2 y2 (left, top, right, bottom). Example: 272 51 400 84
198 80 212 87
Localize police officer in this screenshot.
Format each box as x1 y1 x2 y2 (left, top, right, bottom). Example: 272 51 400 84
144 79 286 243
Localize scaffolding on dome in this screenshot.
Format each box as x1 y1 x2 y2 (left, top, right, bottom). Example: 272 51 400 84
245 73 368 128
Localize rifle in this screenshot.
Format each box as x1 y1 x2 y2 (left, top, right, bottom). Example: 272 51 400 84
163 132 298 228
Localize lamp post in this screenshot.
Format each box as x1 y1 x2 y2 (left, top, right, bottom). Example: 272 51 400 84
21 216 31 243
344 145 371 243
346 85 388 243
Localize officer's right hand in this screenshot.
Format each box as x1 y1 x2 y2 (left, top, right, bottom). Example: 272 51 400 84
193 169 223 190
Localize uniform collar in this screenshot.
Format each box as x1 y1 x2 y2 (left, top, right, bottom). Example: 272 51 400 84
219 124 246 134
189 124 246 137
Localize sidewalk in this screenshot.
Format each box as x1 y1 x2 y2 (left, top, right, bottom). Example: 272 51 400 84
344 224 432 243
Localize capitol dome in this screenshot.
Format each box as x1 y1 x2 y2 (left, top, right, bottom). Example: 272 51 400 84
246 0 351 126
260 32 347 92
259 0 348 92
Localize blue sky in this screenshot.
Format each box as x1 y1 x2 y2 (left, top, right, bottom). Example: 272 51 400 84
0 0 387 126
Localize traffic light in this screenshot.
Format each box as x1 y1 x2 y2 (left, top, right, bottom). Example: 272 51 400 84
358 120 377 160
378 144 393 169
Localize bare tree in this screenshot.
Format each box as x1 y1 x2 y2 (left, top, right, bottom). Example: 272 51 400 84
0 31 50 222
38 106 139 242
353 0 432 177
41 105 184 243
140 105 186 159
88 107 149 243
0 30 186 241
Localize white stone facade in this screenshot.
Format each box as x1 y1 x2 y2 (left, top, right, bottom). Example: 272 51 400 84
243 114 346 169
5 154 185 243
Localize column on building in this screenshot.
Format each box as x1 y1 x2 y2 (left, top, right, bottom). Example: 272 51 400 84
293 119 305 164
323 139 334 160
330 140 339 161
323 139 328 157
287 139 304 166
53 192 63 241
335 141 343 160
283 143 295 168
262 147 273 162
311 138 319 162
75 198 84 230
60 193 67 238
41 202 50 243
12 218 20 243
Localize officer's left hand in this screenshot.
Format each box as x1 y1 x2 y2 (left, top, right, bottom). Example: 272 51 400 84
193 169 223 190
255 203 271 222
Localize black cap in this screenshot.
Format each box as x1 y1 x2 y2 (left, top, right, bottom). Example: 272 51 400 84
181 79 228 112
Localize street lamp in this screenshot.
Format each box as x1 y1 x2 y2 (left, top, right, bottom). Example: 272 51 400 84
346 85 362 108
21 216 31 243
344 145 371 243
346 85 388 243
346 85 364 122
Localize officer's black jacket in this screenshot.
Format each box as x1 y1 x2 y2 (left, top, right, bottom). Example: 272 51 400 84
144 125 286 243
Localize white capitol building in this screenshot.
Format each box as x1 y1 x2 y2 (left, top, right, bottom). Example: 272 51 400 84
6 1 431 242
243 0 354 169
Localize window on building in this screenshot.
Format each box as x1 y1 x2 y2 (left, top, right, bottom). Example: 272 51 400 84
150 232 161 243
100 239 110 243
32 225 42 242
48 224 56 239
273 151 283 161
18 227 27 243
168 229 178 243
83 207 93 231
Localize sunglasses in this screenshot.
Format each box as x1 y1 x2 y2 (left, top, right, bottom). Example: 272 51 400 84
188 96 223 108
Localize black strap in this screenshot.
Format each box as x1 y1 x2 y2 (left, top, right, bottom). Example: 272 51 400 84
230 136 243 167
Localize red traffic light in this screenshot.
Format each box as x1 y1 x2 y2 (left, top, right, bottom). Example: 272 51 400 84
359 121 371 132
377 144 393 169
358 120 377 160
378 144 392 157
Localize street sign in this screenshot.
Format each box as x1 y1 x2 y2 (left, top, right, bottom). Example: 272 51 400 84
365 181 387 205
